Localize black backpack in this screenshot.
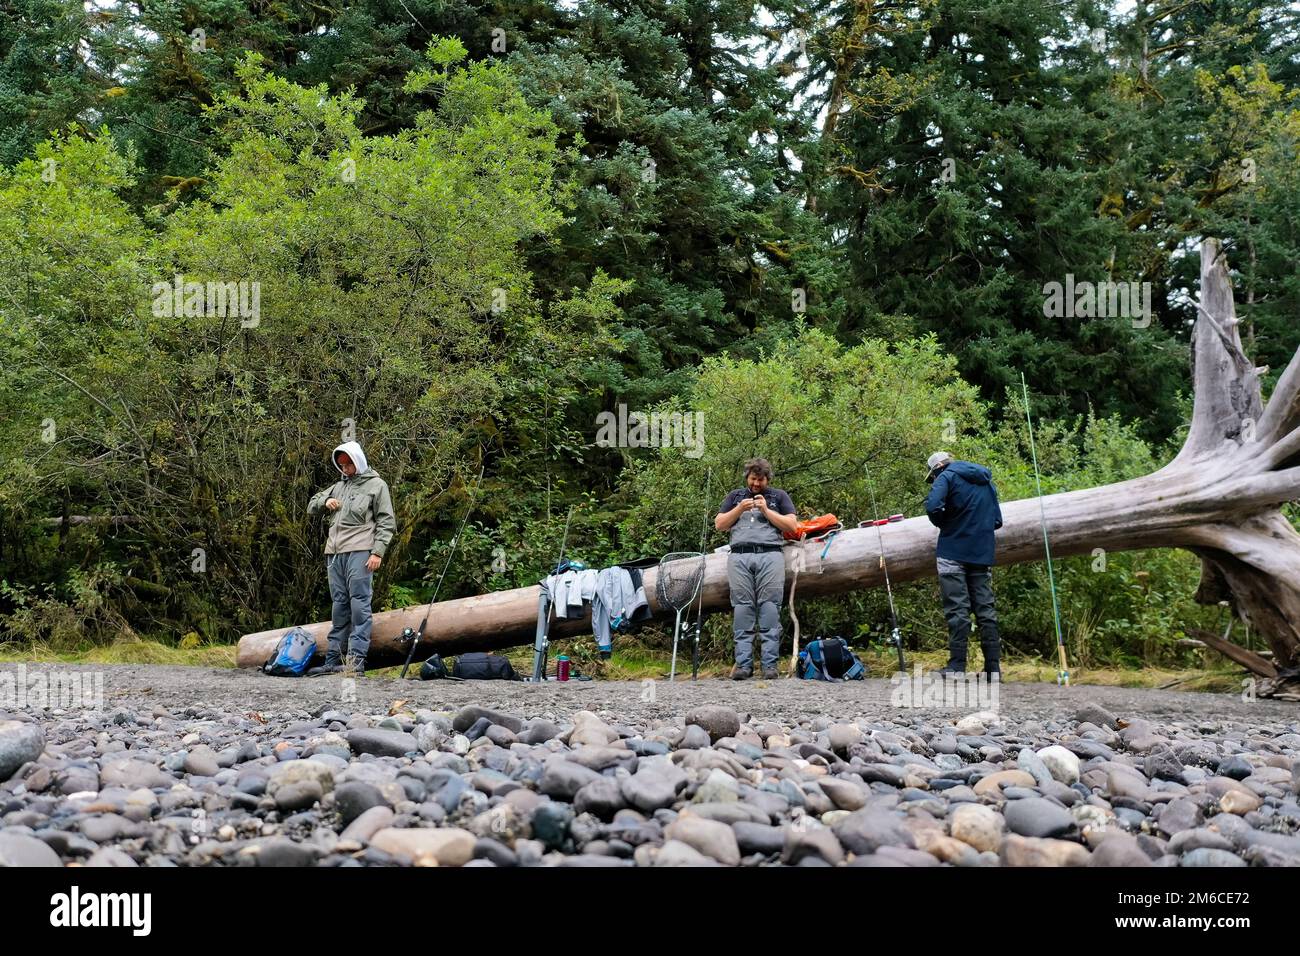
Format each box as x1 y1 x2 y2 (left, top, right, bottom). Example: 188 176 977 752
797 637 867 681
452 652 521 681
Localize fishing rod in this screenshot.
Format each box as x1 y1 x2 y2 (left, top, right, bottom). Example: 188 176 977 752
398 462 486 679
863 461 907 674
529 504 576 682
687 469 713 680
1021 373 1068 685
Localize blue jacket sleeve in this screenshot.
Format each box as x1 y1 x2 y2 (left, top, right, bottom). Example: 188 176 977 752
925 473 951 527
990 481 1003 530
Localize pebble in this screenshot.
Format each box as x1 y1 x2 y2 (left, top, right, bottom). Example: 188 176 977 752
0 831 62 866
574 778 627 820
1087 831 1152 867
1156 797 1202 837
85 847 139 867
274 780 322 812
1017 749 1054 788
540 760 602 801
1036 746 1081 785
1075 702 1119 729
733 821 785 856
685 706 740 743
1181 847 1246 867
949 803 1004 853
677 725 711 750
665 815 741 865
833 809 916 855
569 712 619 747
817 777 868 811
1004 798 1075 839
972 770 1036 798
782 825 844 865
345 729 418 758
1001 834 1091 866
532 802 573 850
653 839 715 866
0 721 46 781
99 759 172 791
620 760 686 812
453 707 524 735
693 768 740 804
369 827 475 866
520 720 560 745
183 746 221 778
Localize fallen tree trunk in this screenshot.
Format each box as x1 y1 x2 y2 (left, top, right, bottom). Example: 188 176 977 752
1186 627 1277 678
237 240 1300 694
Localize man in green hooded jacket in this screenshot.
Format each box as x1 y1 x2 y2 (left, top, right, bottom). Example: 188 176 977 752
305 441 396 676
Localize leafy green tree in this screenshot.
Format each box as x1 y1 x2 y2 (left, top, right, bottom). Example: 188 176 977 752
0 44 613 641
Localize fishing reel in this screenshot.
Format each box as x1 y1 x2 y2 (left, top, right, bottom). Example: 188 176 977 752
399 626 419 645
866 621 905 652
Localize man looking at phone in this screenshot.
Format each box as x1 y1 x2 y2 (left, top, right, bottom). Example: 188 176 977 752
715 458 798 679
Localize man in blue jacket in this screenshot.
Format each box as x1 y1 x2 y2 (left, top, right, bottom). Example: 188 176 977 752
924 451 1003 678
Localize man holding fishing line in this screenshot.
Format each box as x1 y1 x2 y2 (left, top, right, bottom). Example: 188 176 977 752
715 458 799 680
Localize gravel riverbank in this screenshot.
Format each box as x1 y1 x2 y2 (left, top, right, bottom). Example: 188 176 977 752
1 664 1297 867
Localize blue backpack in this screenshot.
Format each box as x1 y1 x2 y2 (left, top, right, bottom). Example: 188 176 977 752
262 627 319 676
798 637 866 682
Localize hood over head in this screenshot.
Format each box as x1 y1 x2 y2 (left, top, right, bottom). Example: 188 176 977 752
946 460 992 484
332 440 370 476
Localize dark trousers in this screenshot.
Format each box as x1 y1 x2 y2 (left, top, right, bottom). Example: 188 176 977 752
937 556 1000 672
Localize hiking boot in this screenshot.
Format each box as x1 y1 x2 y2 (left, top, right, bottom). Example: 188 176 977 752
307 659 343 677
731 665 753 681
761 665 779 680
937 664 967 678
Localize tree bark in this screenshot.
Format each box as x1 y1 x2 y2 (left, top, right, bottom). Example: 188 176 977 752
237 240 1300 694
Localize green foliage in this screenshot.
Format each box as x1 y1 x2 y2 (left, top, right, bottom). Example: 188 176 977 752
619 327 985 554
619 334 1223 665
0 47 610 640
0 4 1296 665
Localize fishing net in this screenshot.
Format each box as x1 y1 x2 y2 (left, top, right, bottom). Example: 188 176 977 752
657 551 705 612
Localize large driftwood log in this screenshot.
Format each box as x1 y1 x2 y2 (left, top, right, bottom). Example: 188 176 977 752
237 240 1300 693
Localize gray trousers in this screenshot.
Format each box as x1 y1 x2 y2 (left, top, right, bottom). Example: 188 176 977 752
325 550 374 663
937 556 1000 670
728 550 785 669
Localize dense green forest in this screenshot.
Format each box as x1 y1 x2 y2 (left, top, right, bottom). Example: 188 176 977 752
1 0 1297 668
